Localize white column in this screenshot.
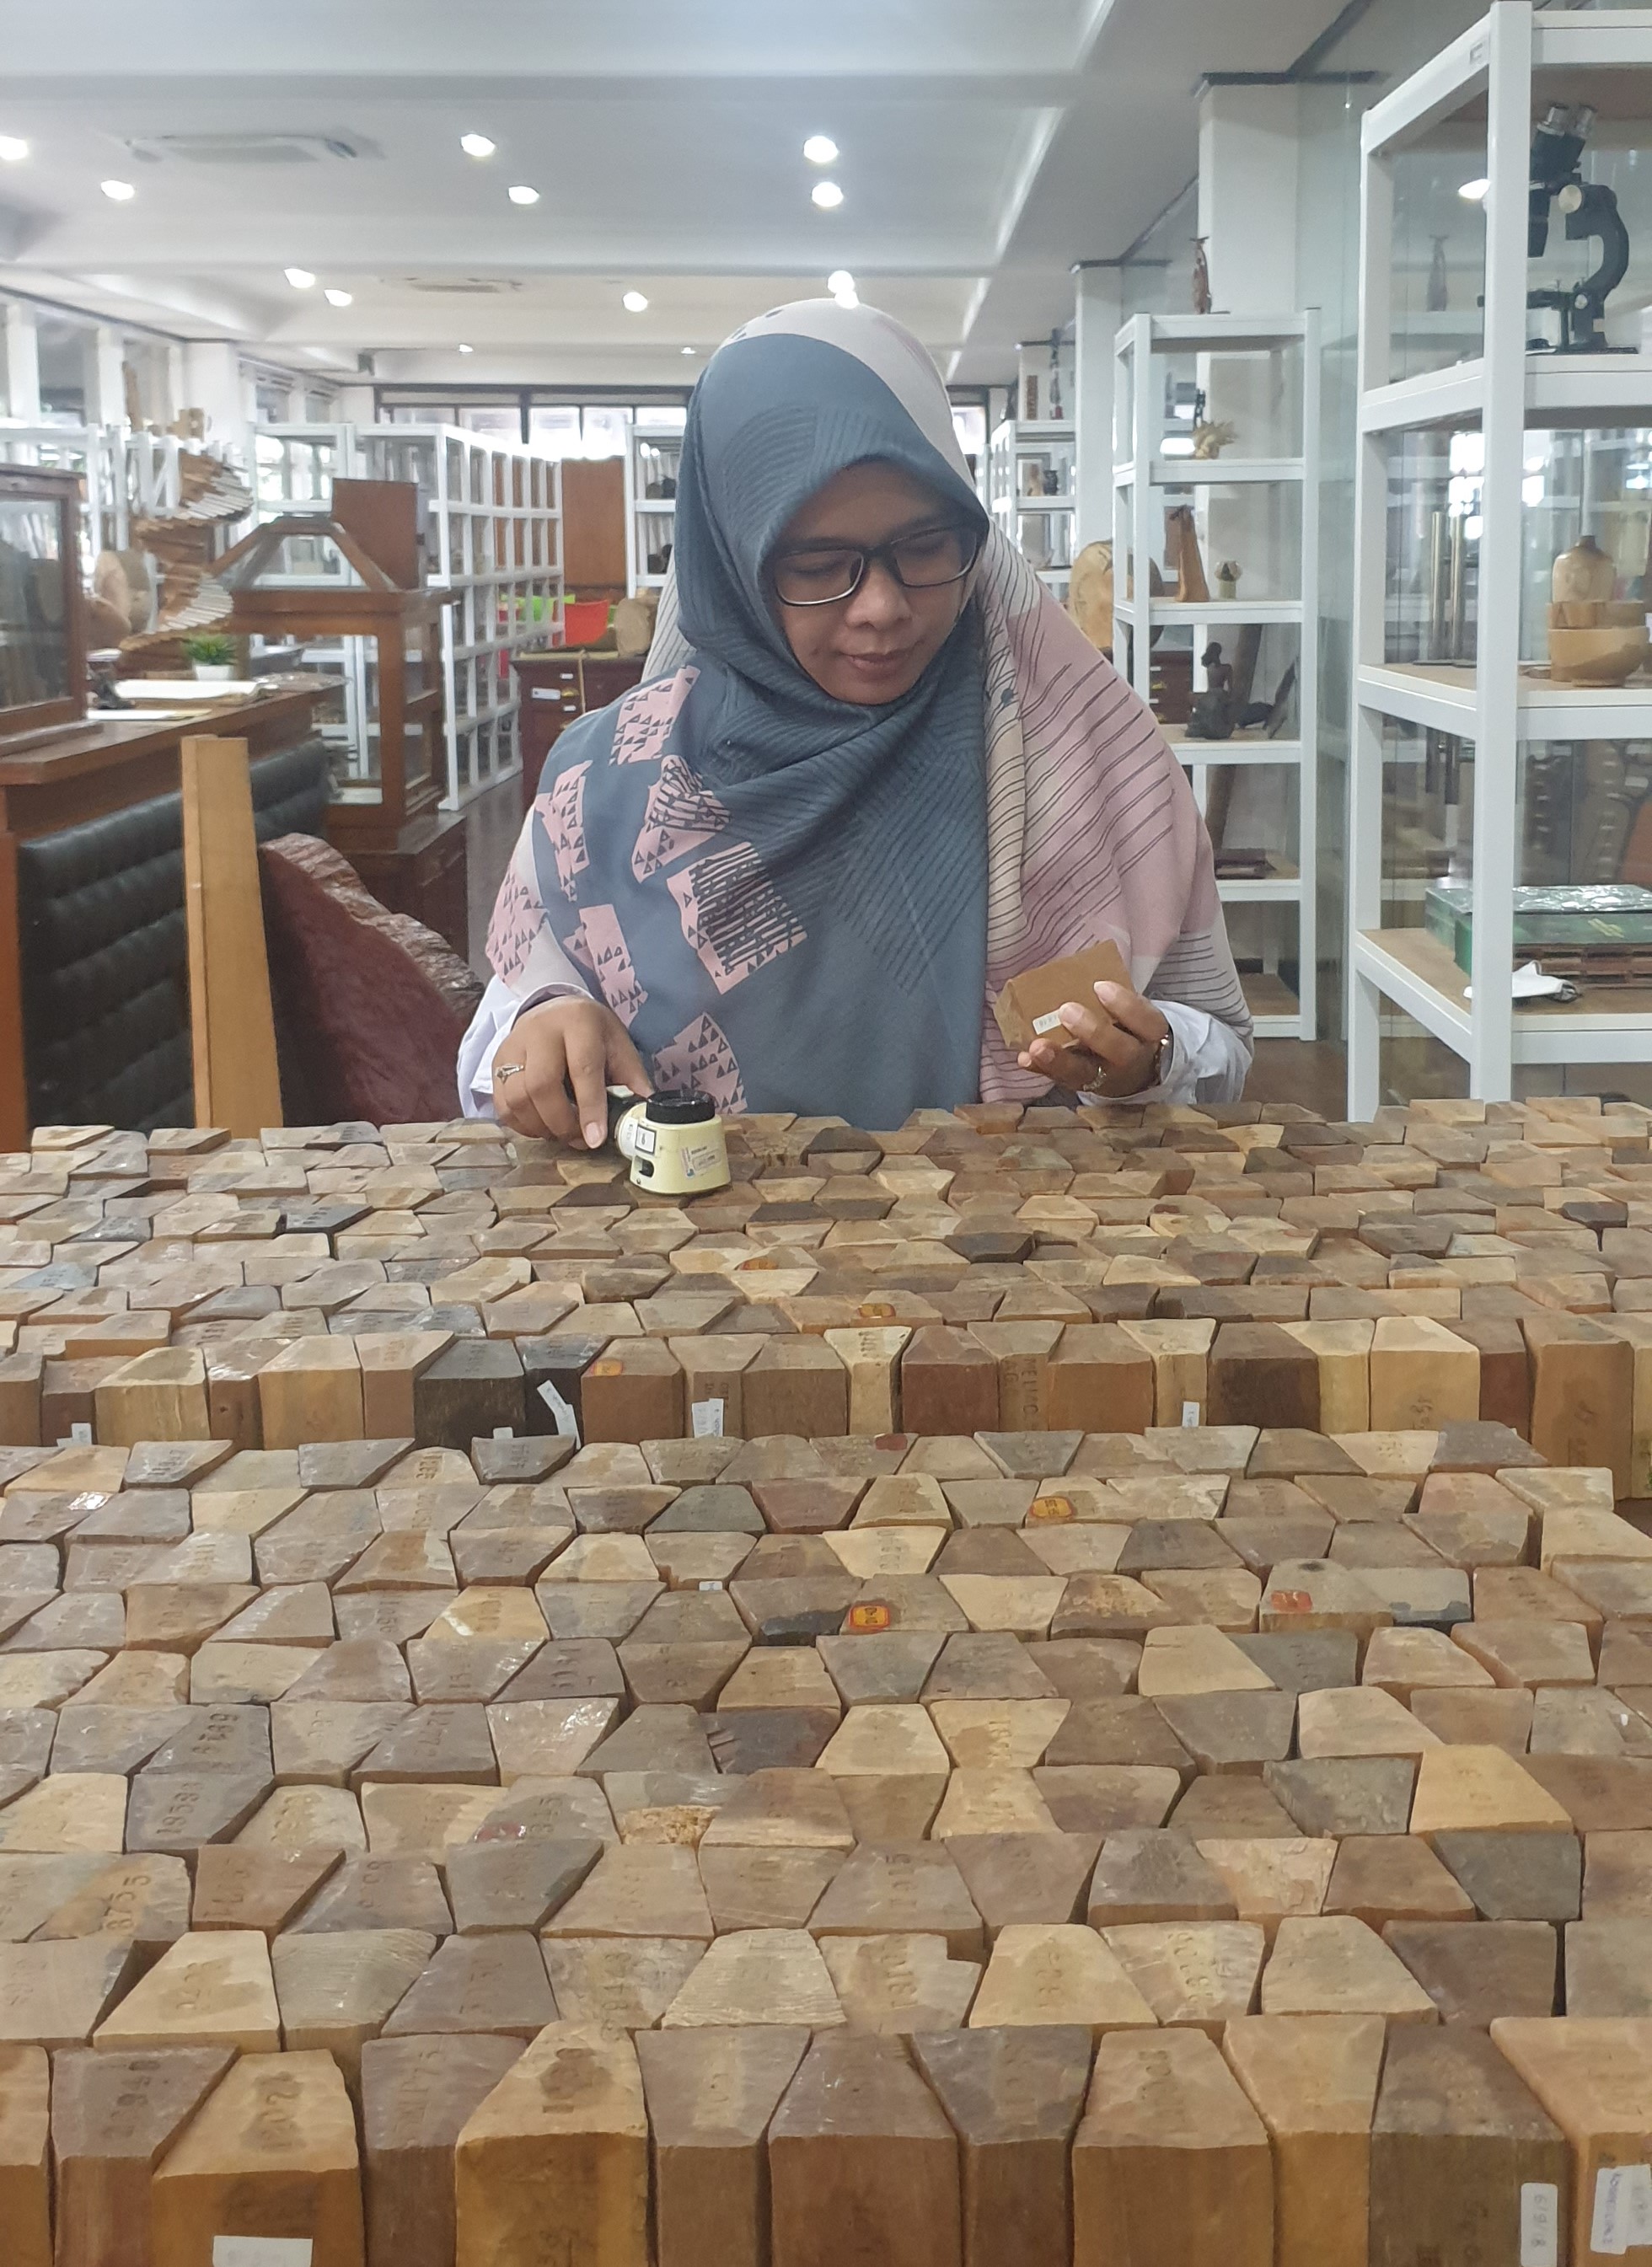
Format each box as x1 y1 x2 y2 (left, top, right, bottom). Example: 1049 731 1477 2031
180 340 251 467
1074 266 1122 553
82 324 126 426
3 303 40 421
1196 84 1301 314
335 382 376 425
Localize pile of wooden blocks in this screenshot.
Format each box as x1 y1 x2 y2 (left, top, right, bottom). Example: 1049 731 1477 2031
5 1094 1652 2264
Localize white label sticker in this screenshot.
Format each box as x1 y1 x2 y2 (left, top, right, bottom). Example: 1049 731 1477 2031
536 1380 580 1443
691 1398 725 1438
697 1578 724 1591
1521 2182 1559 2267
1594 2166 1632 2257
491 1426 513 1440
1626 2165 1652 2251
1181 1400 1201 1428
213 2242 314 2267
681 1140 724 1181
1031 1010 1066 1036
70 1422 93 1445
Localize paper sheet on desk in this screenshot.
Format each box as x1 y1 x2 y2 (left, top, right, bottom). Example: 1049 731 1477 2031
1462 961 1576 1002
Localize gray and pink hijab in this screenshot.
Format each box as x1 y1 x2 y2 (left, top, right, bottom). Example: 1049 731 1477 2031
486 298 1247 1128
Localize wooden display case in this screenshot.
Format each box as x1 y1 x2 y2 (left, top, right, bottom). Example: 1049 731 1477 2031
0 466 88 742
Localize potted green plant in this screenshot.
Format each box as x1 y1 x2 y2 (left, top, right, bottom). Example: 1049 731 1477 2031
184 632 237 682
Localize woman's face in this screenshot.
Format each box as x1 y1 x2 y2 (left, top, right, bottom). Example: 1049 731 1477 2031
770 460 979 705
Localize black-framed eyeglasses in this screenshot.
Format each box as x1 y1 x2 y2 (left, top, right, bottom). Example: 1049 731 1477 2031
770 522 984 608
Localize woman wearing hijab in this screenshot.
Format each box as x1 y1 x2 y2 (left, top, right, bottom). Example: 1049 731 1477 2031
461 298 1252 1140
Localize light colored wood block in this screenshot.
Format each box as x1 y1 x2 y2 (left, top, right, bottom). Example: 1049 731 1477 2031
151 2046 363 2266
94 1931 278 2055
1222 2014 1384 2267
0 2042 50 2267
50 2043 233 2267
355 1332 453 1440
1368 1317 1479 1431
180 735 282 1139
659 1929 844 2029
258 1336 365 1449
455 2022 648 2267
819 1932 982 2034
94 1350 211 1446
968 1923 1156 2036
1259 1915 1440 2023
1194 1838 1336 1941
1409 1744 1574 1838
1492 2015 1652 2267
636 2026 812 2267
1297 1688 1440 1760
818 1705 952 1778
1071 2026 1272 2267
1098 1921 1265 2035
824 1327 911 1435
928 1699 1070 1771
1136 1626 1275 1699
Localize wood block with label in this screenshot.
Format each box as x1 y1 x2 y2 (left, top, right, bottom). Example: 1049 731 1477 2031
0 2042 49 2267
1221 2014 1384 2267
580 1339 685 1445
454 2022 650 2267
1522 1312 1633 1497
636 2025 811 2267
1117 1319 1215 1427
1071 2026 1273 2267
1369 1317 1481 1431
93 1350 212 1446
151 2046 365 2267
823 1328 910 1436
668 1332 764 1439
966 1922 1153 2035
360 2034 526 2267
93 1930 278 2055
1370 2025 1569 2267
768 2028 963 2267
258 1336 365 1448
1208 1324 1320 1432
1045 1326 1154 1434
991 936 1132 1059
49 2043 233 2267
1491 2017 1652 2267
912 2026 1092 2267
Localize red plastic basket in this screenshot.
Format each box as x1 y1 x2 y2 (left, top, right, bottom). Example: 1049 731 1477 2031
560 599 612 646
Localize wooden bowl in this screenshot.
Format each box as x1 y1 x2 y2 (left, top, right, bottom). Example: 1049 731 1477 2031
1547 622 1652 685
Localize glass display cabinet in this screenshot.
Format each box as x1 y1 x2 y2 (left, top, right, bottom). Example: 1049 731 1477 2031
989 421 1077 601
1349 3 1652 1111
625 417 685 594
1113 312 1320 1040
214 513 452 858
0 466 86 741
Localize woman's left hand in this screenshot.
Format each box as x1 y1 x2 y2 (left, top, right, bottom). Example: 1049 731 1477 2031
1018 979 1170 1096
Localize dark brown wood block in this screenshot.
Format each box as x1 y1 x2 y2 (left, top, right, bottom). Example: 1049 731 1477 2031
899 1328 1000 1437
1368 2026 1569 2267
1381 1921 1558 2027
1207 1324 1320 1432
768 2030 962 2267
1044 1325 1153 1434
742 1339 850 1439
581 1339 685 1444
411 1340 525 1450
361 2032 525 2267
911 2027 1092 2267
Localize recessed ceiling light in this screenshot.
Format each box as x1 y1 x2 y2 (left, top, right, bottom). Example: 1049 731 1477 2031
0 137 28 164
459 342 474 354
284 266 316 289
100 178 136 201
324 287 352 307
1458 176 1489 202
507 183 539 206
459 132 496 159
681 346 697 356
803 136 839 165
812 180 844 211
622 290 650 314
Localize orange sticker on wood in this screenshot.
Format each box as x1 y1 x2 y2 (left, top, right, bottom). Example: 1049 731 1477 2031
857 1302 896 1321
847 1602 892 1633
590 1359 623 1377
1028 1494 1075 1523
743 1255 781 1270
1269 1589 1312 1614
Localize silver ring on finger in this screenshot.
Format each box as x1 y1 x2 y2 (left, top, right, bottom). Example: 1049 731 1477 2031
494 1061 525 1080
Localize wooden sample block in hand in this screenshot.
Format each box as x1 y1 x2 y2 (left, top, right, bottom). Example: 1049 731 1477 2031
636 2026 811 2267
1221 2014 1384 2267
151 2047 365 2267
454 2023 649 2267
991 937 1132 1070
50 2044 233 2267
912 2026 1093 2267
1071 2026 1273 2267
1369 2027 1569 2267
768 2029 963 2267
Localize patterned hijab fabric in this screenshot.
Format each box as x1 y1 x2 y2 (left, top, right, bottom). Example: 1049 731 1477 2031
488 299 1247 1123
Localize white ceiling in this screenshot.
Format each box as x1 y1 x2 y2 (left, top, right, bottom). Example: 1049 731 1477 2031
1 0 1360 389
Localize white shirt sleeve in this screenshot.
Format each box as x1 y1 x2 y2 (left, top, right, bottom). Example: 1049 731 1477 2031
459 967 593 1121
1134 998 1253 1106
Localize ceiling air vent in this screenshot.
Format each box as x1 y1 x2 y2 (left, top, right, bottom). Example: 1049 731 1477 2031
122 131 384 166
400 276 523 295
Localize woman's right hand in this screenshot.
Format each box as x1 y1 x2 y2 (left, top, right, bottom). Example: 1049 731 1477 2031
491 997 652 1149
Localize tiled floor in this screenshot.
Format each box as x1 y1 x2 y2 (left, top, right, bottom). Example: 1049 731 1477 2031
464 770 1351 1112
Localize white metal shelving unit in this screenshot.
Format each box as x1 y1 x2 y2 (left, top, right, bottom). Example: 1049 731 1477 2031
1113 312 1321 1041
988 420 1076 600
625 419 683 595
0 422 127 564
1348 3 1652 1112
242 422 562 805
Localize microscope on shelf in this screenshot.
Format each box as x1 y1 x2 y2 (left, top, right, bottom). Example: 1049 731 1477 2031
1526 100 1630 353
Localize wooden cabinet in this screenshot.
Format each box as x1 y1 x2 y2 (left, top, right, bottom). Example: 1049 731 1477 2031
515 651 646 807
